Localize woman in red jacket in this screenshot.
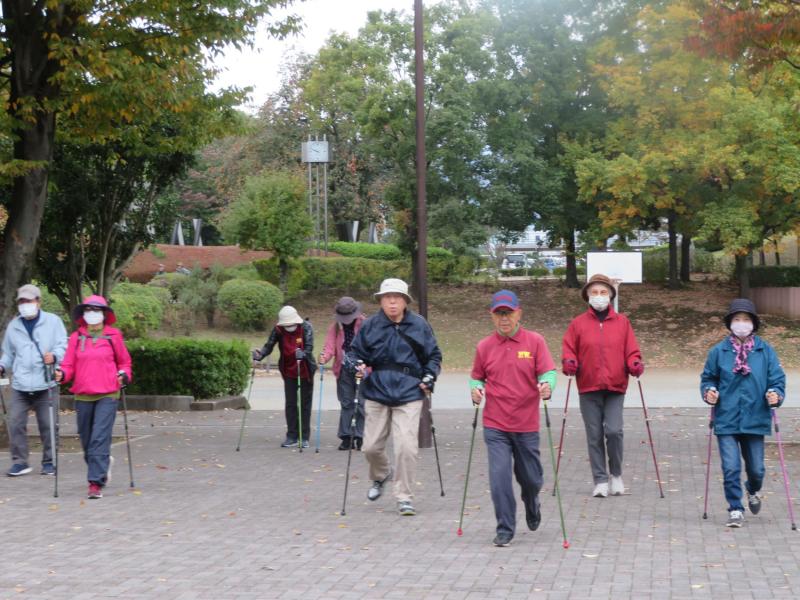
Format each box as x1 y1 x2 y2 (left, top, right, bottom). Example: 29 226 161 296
55 296 132 499
562 274 643 498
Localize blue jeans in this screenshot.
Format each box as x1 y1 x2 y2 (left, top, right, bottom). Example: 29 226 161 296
717 434 765 512
75 397 118 486
484 427 543 537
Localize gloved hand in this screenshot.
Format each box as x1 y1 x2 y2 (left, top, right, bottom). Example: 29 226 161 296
54 368 63 383
252 349 262 361
420 373 435 393
295 348 305 361
117 370 130 387
629 361 644 378
562 359 577 376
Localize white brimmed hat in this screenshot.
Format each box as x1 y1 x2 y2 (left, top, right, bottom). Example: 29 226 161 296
374 278 413 303
277 306 303 327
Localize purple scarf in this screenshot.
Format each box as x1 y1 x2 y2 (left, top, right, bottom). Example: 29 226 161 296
729 335 754 375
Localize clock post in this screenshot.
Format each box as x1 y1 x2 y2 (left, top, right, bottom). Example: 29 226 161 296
301 136 330 255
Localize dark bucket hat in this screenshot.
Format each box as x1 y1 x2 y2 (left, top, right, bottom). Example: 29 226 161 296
581 273 617 302
724 298 760 332
72 294 116 326
334 296 362 325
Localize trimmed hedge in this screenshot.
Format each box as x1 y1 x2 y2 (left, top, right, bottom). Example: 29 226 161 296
110 283 169 339
749 266 800 288
253 257 410 294
126 338 250 398
328 241 403 260
217 278 283 330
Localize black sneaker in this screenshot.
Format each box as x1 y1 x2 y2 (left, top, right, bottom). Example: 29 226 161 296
355 437 363 451
525 496 542 531
493 532 513 547
747 491 763 515
40 463 55 476
338 439 352 451
280 438 298 448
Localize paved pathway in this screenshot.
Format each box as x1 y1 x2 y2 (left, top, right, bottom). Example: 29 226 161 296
2 404 800 599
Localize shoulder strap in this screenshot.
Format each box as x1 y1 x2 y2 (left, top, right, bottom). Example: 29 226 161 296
396 326 426 371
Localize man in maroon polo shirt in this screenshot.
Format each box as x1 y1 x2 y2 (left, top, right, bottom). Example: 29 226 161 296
470 289 557 547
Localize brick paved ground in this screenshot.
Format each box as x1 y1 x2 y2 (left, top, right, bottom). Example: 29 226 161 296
2 406 800 599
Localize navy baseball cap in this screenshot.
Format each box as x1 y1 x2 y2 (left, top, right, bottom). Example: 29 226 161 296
490 290 520 312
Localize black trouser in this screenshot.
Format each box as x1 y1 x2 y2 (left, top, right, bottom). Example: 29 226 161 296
283 376 313 441
336 370 364 440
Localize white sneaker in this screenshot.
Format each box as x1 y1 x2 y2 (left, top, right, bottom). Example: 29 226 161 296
106 456 114 484
592 482 609 498
610 476 624 496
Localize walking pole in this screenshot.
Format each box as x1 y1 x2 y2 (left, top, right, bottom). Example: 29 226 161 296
427 389 445 497
553 376 572 496
120 385 135 488
636 378 665 498
236 365 256 452
44 365 59 498
341 367 362 516
457 403 480 536
543 395 569 548
772 408 797 531
297 356 303 453
0 374 9 444
702 406 715 520
315 365 324 453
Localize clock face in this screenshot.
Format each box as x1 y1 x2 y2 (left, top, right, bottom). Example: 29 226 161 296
304 141 329 163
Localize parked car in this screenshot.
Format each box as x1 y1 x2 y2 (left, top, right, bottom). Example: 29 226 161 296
504 253 527 269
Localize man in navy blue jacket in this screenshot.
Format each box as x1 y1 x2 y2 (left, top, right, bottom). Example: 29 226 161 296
347 278 442 516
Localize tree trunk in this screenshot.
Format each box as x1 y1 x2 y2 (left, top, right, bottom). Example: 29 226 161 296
667 212 680 289
0 2 74 334
564 228 580 288
278 257 288 293
0 114 56 333
735 254 752 298
775 249 781 266
759 248 766 266
680 233 692 282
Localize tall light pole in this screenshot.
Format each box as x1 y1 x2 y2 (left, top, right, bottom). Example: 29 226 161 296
414 0 432 449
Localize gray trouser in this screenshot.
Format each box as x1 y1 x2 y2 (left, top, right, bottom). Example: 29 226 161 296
579 391 624 484
8 388 53 465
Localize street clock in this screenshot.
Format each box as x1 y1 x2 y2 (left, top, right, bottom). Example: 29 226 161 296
302 140 330 163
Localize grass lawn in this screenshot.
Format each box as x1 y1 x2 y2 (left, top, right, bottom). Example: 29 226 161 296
152 280 800 371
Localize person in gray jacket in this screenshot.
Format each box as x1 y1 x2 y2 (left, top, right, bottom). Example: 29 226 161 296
0 284 68 476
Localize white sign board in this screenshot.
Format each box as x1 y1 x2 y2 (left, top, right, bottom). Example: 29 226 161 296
586 251 643 284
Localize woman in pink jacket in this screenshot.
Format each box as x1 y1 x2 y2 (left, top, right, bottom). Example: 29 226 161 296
55 296 132 499
318 296 366 450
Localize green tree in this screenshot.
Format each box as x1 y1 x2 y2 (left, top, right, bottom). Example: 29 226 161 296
178 264 232 328
0 0 300 330
220 171 312 291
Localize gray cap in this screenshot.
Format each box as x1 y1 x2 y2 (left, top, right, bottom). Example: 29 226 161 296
16 284 41 301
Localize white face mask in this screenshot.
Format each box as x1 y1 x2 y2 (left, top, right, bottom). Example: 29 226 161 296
730 321 753 338
18 303 39 319
84 311 105 326
283 325 298 332
589 295 610 311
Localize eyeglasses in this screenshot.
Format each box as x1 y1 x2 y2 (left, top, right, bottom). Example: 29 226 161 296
84 307 104 312
493 309 514 317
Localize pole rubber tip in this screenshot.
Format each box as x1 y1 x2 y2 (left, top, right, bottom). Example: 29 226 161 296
562 541 570 549
457 528 463 537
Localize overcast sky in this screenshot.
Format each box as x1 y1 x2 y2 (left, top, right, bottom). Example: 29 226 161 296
211 0 442 112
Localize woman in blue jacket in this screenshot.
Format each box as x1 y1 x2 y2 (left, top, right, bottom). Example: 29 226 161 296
701 298 785 528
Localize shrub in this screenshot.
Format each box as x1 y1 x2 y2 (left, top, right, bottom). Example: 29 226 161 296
328 241 403 260
177 264 231 327
217 278 283 330
126 338 250 398
642 247 669 283
748 266 800 288
110 283 168 338
301 257 410 290
148 272 190 301
252 258 308 298
428 254 476 283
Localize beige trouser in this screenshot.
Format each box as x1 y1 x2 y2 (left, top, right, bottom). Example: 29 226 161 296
362 398 422 502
